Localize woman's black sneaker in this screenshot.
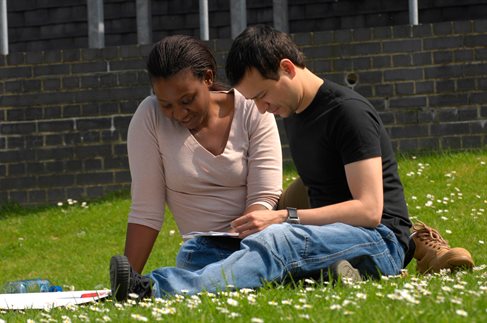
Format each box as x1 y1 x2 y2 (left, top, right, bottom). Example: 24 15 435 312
110 255 152 301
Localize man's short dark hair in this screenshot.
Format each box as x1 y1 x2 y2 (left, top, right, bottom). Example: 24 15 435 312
225 24 306 86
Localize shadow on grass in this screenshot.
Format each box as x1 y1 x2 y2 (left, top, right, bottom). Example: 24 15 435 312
0 189 131 220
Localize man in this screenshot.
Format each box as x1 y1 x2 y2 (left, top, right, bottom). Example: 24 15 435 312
225 24 474 276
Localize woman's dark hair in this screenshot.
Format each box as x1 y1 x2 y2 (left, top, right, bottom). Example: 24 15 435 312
147 35 227 91
225 24 306 86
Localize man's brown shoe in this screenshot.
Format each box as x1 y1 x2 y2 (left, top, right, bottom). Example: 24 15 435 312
412 222 474 274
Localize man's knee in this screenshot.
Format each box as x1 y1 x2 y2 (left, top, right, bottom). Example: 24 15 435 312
242 224 275 244
243 223 295 253
278 177 310 210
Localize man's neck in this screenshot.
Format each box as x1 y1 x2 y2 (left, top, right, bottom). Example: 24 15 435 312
296 68 324 114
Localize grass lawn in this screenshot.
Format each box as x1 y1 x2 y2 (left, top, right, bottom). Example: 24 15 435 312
0 150 486 322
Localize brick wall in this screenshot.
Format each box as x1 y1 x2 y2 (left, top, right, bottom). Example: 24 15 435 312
6 0 487 52
1 20 487 206
0 45 153 205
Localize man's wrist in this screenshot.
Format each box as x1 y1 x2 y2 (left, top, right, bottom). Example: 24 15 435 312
286 207 300 224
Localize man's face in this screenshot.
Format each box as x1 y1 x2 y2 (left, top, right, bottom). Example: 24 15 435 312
235 68 298 118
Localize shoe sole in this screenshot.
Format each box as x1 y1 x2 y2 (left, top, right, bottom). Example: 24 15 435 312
330 260 362 284
110 255 130 301
431 255 474 273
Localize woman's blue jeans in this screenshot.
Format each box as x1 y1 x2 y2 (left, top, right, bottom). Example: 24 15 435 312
147 223 404 297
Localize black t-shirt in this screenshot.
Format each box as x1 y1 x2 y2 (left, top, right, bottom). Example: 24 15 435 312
284 80 411 251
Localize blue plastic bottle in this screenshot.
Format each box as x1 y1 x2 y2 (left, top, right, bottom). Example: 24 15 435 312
2 279 62 293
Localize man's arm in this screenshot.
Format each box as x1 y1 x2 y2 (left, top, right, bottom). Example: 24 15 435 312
231 157 383 238
298 157 383 227
124 223 159 274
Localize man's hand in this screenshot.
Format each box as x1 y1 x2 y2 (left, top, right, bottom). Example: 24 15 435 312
231 209 287 238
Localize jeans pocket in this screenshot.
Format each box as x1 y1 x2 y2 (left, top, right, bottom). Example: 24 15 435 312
177 237 240 271
176 238 207 269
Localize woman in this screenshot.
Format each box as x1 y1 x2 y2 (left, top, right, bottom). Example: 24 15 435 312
110 35 282 300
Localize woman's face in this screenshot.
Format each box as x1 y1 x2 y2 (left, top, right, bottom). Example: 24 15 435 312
152 68 212 130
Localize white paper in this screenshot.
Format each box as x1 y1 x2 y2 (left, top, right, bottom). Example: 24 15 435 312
0 290 111 310
182 231 239 239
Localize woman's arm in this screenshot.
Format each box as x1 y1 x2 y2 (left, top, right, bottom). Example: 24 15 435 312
124 223 159 273
244 98 283 210
124 97 167 271
230 97 283 237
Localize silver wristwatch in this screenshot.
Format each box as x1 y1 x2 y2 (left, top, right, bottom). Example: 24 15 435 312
286 207 300 224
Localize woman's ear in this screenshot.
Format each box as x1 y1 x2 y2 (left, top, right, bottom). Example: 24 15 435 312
204 69 214 86
280 59 296 78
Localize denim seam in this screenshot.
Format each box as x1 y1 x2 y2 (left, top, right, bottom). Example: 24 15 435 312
293 239 388 268
252 235 289 281
301 235 310 258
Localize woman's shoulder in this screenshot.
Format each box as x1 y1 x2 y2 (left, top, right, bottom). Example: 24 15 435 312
230 89 260 117
229 89 278 136
130 95 174 130
129 95 157 119
136 95 159 113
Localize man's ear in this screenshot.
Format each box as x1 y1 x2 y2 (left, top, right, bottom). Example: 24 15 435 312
280 59 296 78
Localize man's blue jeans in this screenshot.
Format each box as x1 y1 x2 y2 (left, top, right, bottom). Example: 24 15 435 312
147 223 404 297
